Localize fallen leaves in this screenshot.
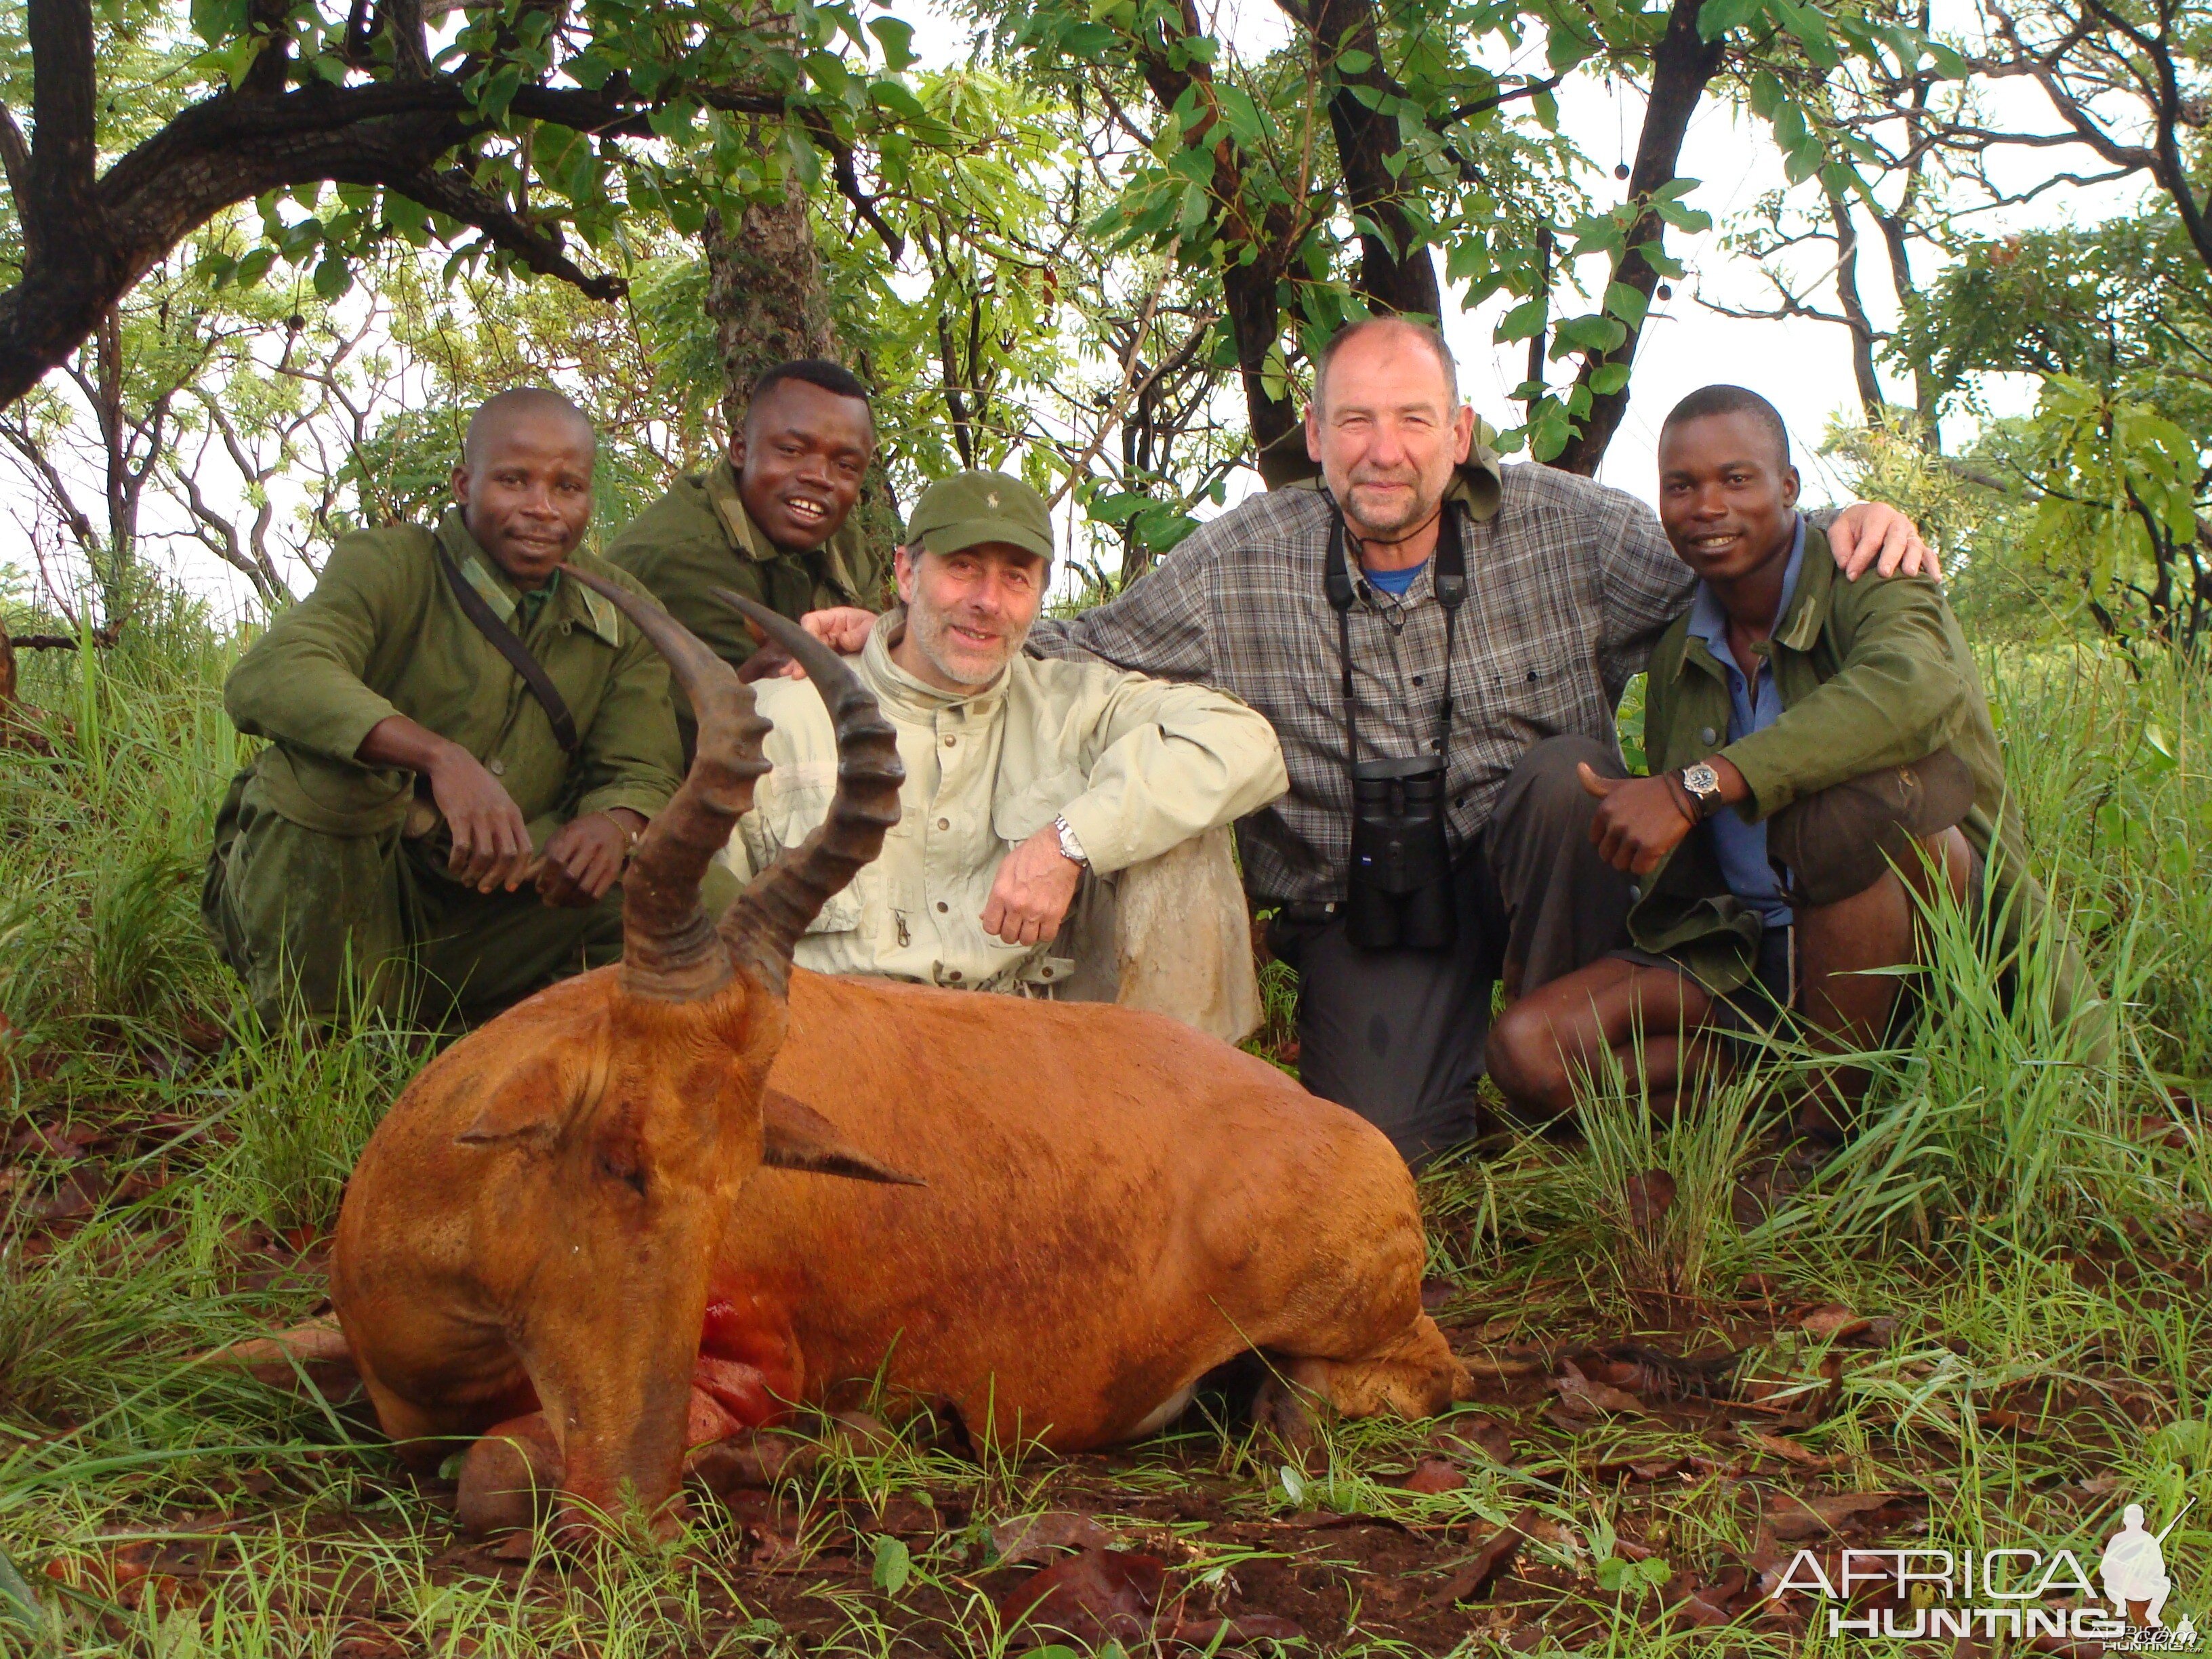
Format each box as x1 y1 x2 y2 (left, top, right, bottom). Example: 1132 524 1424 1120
1422 1507 1536 1608
1763 1490 1917 1542
996 1546 1305 1651
1399 1458 1467 1494
990 1510 1113 1568
1739 1427 1844 1471
1622 1169 1677 1230
1550 1358 1646 1418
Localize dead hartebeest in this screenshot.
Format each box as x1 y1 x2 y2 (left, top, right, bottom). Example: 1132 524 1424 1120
330 579 1469 1538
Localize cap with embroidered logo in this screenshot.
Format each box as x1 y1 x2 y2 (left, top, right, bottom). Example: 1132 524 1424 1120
905 470 1053 564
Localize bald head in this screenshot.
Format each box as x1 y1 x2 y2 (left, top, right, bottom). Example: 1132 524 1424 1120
1313 318 1459 413
463 388 596 468
451 388 598 590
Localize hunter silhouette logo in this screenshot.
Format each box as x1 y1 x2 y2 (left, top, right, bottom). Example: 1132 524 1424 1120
1769 1498 2197 1647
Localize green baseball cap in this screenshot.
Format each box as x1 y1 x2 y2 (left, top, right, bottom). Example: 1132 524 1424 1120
905 470 1053 564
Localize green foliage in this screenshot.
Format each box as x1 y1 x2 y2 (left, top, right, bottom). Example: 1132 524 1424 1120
1898 216 2212 651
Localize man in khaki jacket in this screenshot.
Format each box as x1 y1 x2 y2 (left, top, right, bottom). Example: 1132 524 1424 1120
729 472 1286 1027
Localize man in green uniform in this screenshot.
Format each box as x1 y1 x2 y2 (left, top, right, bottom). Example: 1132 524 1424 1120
202 388 687 1027
606 359 892 757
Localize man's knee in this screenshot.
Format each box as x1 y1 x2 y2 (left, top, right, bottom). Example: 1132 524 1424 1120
1494 735 1622 836
1769 750 1975 908
1483 1002 1574 1118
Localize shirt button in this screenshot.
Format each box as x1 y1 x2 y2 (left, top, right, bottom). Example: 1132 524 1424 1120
947 970 963 982
1699 726 1718 747
943 735 957 747
935 901 949 913
937 818 949 830
488 758 506 776
1412 674 1423 685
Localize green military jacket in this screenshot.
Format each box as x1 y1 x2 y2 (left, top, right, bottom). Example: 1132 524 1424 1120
224 511 684 844
1628 524 2069 1008
606 462 890 752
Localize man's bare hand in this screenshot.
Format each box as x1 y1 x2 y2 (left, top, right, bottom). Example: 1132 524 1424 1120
1828 501 1937 581
750 607 878 680
802 607 877 654
1581 762 1696 876
427 745 535 893
534 809 641 908
981 825 1083 947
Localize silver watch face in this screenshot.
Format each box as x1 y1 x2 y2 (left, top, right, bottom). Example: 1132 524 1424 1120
1683 762 1721 798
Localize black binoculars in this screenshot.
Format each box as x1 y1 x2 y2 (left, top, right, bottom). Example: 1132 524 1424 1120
1345 755 1457 951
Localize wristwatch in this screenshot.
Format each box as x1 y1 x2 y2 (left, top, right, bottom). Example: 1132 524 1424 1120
1678 761 1725 821
1054 814 1090 868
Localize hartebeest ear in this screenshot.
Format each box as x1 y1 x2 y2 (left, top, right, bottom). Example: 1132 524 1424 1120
760 1090 925 1187
454 1054 587 1149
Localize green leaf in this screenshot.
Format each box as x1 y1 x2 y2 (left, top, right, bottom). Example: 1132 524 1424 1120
870 79 928 122
1334 47 1374 75
313 256 353 301
1590 361 1631 394
1059 20 1118 55
189 0 247 44
1604 281 1650 329
867 16 916 70
872 1535 910 1595
1697 0 1763 39
1496 295 1549 342
1214 84 1267 149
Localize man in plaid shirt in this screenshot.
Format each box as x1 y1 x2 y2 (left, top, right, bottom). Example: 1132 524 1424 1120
801 320 1933 1162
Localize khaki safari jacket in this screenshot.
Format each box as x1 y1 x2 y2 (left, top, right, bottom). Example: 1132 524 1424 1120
223 510 683 844
607 462 890 752
725 610 1288 990
1628 523 2083 1021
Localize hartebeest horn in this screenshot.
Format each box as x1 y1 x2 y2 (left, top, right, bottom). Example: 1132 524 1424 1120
559 565 771 1002
709 591 903 994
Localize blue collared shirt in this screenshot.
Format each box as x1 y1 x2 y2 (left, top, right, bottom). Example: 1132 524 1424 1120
1684 514 1805 930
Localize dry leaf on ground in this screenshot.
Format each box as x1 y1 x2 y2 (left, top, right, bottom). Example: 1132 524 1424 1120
1423 1507 1535 1608
999 1547 1165 1645
989 1511 1113 1568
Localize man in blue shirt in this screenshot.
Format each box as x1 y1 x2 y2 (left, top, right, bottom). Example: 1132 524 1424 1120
1482 385 2028 1134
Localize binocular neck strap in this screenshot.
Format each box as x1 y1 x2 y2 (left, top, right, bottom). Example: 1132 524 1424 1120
1324 501 1467 771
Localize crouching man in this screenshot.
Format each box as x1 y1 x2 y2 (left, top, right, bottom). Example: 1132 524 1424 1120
730 471 1287 1034
203 389 691 1027
1486 386 2085 1130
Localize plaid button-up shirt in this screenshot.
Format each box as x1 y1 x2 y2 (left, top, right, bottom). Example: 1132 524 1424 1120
1027 458 1698 905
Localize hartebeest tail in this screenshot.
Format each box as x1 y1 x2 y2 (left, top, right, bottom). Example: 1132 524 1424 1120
331 575 904 1540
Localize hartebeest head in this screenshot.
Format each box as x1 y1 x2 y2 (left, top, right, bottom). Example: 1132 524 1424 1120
333 573 905 1537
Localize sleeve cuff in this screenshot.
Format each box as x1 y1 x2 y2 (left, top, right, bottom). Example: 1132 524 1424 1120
577 781 678 824
1054 793 1130 875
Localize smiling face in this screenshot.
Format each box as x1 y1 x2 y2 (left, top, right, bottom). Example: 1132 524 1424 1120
891 540 1045 693
1305 322 1476 544
731 379 876 552
450 400 597 589
1656 409 1801 583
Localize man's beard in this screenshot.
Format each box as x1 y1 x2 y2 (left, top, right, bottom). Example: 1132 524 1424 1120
1344 473 1443 539
909 598 1032 691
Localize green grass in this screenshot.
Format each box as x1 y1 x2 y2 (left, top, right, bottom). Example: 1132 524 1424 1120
1 603 2209 1655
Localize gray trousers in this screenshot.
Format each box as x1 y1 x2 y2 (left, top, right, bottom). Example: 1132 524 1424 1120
1267 736 1633 1165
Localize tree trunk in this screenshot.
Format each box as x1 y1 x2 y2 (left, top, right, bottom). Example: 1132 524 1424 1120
1823 180 1885 426
1553 0 1725 476
1309 0 1441 320
702 189 836 441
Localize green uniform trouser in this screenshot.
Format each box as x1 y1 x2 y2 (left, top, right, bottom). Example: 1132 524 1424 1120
202 772 739 1027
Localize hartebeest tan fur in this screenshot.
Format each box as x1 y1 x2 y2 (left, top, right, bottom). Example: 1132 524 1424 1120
331 580 1469 1538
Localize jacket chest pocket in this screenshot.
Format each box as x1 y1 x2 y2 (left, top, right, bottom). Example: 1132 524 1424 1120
761 770 866 934
991 766 1086 848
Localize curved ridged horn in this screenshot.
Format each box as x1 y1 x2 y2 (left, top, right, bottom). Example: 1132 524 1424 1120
710 591 903 995
560 565 771 1002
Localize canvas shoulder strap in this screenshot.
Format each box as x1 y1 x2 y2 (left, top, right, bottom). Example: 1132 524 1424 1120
434 548 580 754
